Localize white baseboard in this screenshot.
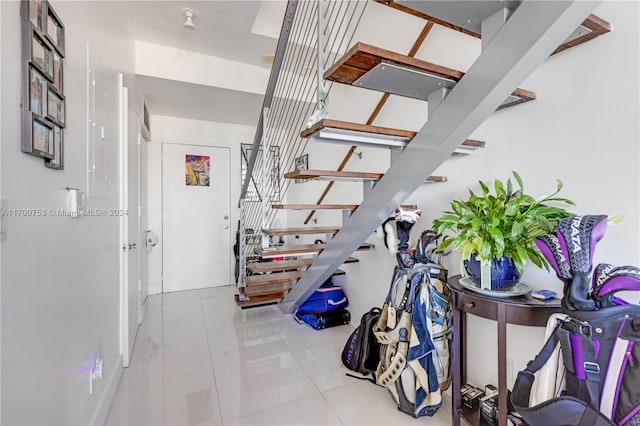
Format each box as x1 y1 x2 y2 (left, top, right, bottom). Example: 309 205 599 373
90 355 123 426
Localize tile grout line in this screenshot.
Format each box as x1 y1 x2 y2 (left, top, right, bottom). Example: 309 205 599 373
200 291 225 426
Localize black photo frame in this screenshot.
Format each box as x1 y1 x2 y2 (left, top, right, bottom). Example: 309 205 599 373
46 85 65 127
51 49 62 92
45 124 63 169
25 114 54 159
44 3 64 57
26 0 45 31
30 27 53 80
29 65 48 117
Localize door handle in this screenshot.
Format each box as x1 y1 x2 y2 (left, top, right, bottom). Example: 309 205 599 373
220 225 229 229
128 243 137 250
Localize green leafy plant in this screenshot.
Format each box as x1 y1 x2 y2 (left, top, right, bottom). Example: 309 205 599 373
433 171 575 273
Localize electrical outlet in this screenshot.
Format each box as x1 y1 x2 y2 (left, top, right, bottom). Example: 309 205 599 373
92 358 103 381
88 354 103 395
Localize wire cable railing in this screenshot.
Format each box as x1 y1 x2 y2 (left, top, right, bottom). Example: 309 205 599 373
237 0 368 293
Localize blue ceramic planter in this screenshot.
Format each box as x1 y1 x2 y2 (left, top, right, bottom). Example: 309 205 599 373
464 254 520 290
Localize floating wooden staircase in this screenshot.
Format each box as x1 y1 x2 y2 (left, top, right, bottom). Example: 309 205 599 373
237 1 611 313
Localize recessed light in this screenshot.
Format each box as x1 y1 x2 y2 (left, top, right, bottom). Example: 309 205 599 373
261 53 275 65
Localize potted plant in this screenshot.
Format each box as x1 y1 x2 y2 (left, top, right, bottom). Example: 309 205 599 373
432 171 575 290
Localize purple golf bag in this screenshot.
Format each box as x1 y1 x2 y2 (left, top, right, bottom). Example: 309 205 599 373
512 215 640 426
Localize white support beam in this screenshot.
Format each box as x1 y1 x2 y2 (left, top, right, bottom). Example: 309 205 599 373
280 0 601 313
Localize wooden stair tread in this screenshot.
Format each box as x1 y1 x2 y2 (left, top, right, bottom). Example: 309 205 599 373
272 204 359 210
285 169 383 181
324 42 535 109
244 281 293 297
300 118 486 153
301 118 414 140
235 293 284 308
255 242 374 257
248 257 358 273
263 226 341 236
284 169 448 184
373 1 610 56
246 269 346 289
246 271 301 285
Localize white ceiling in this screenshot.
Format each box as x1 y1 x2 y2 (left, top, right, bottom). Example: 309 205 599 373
121 1 286 126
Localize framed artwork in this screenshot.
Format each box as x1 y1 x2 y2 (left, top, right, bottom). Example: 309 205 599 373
29 65 48 117
30 28 53 79
30 114 54 159
51 50 62 91
294 154 308 183
21 1 65 166
45 125 63 169
27 0 45 31
185 155 211 186
45 4 64 57
47 85 65 126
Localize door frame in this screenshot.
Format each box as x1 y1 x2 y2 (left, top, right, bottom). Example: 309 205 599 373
118 75 129 367
118 77 142 368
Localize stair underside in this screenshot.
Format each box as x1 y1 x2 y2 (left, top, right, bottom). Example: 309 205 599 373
324 42 536 109
256 242 374 258
262 226 341 236
300 119 486 152
283 169 448 183
248 257 358 273
373 0 610 56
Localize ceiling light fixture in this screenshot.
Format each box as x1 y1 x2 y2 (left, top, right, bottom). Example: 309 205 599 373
261 53 275 66
182 8 196 32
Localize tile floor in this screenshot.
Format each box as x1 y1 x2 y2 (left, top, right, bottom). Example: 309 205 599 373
105 285 452 425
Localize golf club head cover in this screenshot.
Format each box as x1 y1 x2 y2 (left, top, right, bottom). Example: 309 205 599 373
536 234 573 299
536 234 572 280
556 215 607 311
382 217 398 255
394 207 422 251
415 230 440 264
592 263 640 308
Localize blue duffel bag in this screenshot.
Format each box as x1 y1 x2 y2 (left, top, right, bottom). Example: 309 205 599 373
297 285 348 314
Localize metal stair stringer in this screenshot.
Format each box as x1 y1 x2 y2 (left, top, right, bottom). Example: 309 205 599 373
278 0 600 314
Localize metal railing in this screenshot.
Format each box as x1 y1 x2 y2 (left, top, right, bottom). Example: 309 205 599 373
237 0 368 293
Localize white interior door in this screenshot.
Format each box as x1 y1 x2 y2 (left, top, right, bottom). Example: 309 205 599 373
162 143 231 292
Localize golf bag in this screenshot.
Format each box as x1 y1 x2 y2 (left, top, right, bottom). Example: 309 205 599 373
372 214 452 417
341 307 382 381
512 215 640 426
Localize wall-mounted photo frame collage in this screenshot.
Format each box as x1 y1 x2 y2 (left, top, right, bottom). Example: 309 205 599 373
21 0 65 170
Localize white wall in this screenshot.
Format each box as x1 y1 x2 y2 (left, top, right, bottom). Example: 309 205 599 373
147 115 255 294
0 1 135 424
338 1 639 392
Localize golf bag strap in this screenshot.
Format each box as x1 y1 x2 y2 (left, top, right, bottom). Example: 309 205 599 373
512 327 562 409
580 334 601 409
